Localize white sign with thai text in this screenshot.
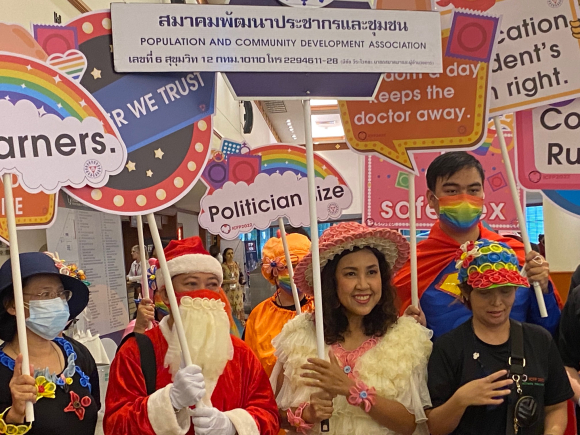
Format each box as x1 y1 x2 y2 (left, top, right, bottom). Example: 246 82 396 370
111 3 442 73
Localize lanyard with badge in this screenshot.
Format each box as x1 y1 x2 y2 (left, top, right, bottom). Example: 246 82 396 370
507 321 539 435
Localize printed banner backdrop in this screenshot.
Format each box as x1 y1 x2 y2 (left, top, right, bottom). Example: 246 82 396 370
516 98 580 190
199 144 353 239
340 10 499 172
110 3 443 74
32 11 216 215
435 0 580 116
0 177 57 245
364 115 523 231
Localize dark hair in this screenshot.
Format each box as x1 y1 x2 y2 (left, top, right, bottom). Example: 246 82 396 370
0 277 31 342
426 152 485 192
209 244 220 258
458 282 473 310
321 247 398 345
222 248 233 261
284 225 311 240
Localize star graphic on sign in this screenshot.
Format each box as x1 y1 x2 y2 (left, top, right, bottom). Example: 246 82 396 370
285 161 288 164
90 68 102 79
4 96 9 101
79 100 86 107
146 170 153 177
297 174 302 180
322 165 326 170
154 148 164 159
126 161 136 172
21 84 26 89
288 148 292 153
57 103 62 109
26 65 32 71
37 106 46 116
276 170 280 174
53 75 61 84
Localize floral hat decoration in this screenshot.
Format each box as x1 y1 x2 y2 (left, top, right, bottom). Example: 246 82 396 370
44 252 90 287
455 239 529 290
294 222 409 296
261 233 311 285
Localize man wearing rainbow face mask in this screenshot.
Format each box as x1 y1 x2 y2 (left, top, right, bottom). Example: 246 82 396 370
244 232 314 377
394 152 561 339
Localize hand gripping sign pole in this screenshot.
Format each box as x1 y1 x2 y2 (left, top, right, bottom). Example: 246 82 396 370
303 100 330 433
3 174 34 422
493 117 547 318
146 213 194 363
136 215 150 300
277 218 301 314
408 174 419 308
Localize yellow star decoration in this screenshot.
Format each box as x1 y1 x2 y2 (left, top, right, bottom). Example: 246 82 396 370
154 148 164 159
90 68 102 80
126 161 136 172
439 273 461 296
146 170 153 177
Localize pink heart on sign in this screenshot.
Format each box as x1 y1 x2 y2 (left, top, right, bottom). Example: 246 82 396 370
46 49 87 82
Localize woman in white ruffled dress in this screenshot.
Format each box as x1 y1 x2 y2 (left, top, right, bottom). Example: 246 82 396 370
270 222 432 435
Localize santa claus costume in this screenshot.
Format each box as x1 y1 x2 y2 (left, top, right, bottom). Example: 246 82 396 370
104 237 280 435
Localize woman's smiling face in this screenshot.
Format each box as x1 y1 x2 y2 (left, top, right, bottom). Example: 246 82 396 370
335 248 382 319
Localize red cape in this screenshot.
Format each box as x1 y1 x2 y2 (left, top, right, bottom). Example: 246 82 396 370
394 221 561 314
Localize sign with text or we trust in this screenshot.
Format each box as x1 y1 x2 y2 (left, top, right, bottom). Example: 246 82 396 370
111 3 442 74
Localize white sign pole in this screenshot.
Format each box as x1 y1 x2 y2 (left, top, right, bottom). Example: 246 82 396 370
408 173 419 308
303 100 329 432
3 174 34 422
136 215 150 300
493 116 547 318
146 213 194 363
277 217 301 314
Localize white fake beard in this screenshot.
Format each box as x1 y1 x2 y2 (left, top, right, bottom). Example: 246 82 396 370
162 296 234 406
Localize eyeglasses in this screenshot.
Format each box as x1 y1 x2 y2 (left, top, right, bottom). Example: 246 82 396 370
23 290 73 301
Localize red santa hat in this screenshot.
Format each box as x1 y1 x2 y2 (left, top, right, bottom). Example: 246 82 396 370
155 237 223 289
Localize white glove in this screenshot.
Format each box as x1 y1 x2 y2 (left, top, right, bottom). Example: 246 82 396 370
191 407 236 435
169 365 206 410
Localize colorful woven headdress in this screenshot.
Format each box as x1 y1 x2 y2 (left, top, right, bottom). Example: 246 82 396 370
455 239 528 289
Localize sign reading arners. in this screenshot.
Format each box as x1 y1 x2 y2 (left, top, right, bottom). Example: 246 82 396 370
110 3 443 74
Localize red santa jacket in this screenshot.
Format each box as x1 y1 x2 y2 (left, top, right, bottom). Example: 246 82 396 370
104 322 280 435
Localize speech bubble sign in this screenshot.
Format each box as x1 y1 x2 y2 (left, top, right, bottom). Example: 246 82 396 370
0 53 126 194
340 12 499 173
199 171 352 239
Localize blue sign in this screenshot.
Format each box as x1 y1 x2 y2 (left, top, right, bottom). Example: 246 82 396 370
94 72 215 153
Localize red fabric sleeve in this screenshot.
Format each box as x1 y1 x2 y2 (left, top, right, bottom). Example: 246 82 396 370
235 337 281 435
103 337 156 435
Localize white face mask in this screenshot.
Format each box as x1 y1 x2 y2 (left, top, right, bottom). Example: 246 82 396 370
25 297 70 340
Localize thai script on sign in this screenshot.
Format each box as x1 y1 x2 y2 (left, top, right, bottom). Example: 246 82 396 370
158 15 409 32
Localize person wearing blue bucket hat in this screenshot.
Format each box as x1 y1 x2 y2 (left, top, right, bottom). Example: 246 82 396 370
0 252 100 435
426 239 572 435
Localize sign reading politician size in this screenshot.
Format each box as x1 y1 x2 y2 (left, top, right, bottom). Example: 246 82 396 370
111 3 442 74
198 144 353 240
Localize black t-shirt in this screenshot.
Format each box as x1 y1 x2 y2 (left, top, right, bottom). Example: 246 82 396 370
570 265 580 293
558 284 580 370
428 319 573 435
0 336 100 435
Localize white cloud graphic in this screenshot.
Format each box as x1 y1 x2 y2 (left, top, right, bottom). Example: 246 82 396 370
199 171 353 239
0 99 126 194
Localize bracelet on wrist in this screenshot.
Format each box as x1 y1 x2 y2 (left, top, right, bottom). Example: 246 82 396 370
0 407 32 434
287 402 314 434
348 380 377 413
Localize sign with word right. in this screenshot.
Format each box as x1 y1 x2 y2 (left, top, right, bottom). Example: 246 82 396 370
516 98 580 190
435 0 580 115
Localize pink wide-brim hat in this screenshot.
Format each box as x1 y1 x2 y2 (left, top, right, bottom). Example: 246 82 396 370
293 222 410 296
